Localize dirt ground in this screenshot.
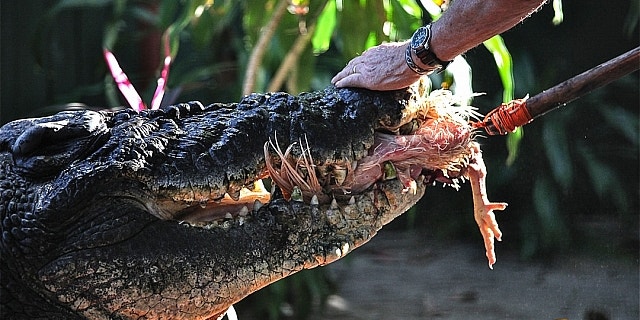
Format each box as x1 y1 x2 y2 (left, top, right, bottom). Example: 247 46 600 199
309 230 639 320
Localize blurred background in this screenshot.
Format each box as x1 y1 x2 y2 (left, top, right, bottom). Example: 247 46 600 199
1 1 638 319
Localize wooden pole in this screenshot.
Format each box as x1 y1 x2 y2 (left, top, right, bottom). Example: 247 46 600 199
526 46 640 119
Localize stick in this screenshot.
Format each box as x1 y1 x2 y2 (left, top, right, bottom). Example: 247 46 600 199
479 47 639 135
526 46 640 119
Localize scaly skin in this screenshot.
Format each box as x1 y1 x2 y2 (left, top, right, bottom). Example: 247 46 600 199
0 85 505 318
0 86 430 319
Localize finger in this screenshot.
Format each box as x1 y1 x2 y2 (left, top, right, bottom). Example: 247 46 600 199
331 67 351 85
332 61 363 84
334 73 365 88
332 57 363 84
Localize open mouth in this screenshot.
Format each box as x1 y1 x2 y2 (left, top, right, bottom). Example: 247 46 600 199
175 89 476 223
263 89 477 201
168 89 506 268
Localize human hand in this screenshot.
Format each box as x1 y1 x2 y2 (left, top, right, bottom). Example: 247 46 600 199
331 41 423 91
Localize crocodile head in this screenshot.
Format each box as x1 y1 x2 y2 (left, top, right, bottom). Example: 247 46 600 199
0 84 496 319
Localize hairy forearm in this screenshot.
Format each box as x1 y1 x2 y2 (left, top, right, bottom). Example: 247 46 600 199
331 0 547 90
431 0 547 61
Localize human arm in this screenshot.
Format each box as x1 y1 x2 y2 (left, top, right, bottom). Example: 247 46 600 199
331 0 547 90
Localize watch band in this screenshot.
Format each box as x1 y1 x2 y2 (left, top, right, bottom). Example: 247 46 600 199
405 44 430 75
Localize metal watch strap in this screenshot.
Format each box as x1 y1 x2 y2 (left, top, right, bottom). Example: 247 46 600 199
405 44 432 75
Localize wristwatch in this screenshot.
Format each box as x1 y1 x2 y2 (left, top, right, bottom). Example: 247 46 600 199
406 24 451 74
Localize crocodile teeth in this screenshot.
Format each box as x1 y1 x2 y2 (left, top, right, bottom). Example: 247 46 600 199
224 212 233 219
238 206 249 217
330 199 339 210
270 183 277 195
348 196 355 205
253 199 263 211
332 167 347 185
310 195 319 205
227 189 240 201
341 242 350 256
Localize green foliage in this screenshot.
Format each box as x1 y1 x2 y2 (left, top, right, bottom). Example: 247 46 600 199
483 35 521 165
483 35 514 103
516 78 639 258
551 0 564 25
311 1 336 54
482 0 565 166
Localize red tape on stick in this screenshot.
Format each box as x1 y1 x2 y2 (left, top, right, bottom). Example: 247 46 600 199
479 97 532 135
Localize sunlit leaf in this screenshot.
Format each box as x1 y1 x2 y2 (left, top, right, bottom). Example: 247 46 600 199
311 0 336 54
483 35 522 164
393 0 423 20
552 0 564 25
386 0 423 40
446 56 473 101
505 127 523 166
483 35 513 102
419 0 443 18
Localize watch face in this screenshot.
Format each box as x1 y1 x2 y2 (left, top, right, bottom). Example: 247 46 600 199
410 27 428 49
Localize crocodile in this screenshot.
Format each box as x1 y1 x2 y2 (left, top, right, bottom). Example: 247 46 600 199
0 84 505 319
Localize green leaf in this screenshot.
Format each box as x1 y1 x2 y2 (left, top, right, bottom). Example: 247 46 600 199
483 35 513 102
311 0 336 54
48 0 113 16
102 21 123 50
576 142 629 210
444 56 473 103
624 0 638 36
505 127 523 166
159 0 180 29
532 177 569 249
552 0 564 25
542 117 572 190
386 0 422 40
483 35 522 164
337 1 381 56
190 6 218 49
288 42 316 93
599 104 639 145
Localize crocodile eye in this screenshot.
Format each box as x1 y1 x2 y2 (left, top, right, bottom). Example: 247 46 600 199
3 110 108 178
